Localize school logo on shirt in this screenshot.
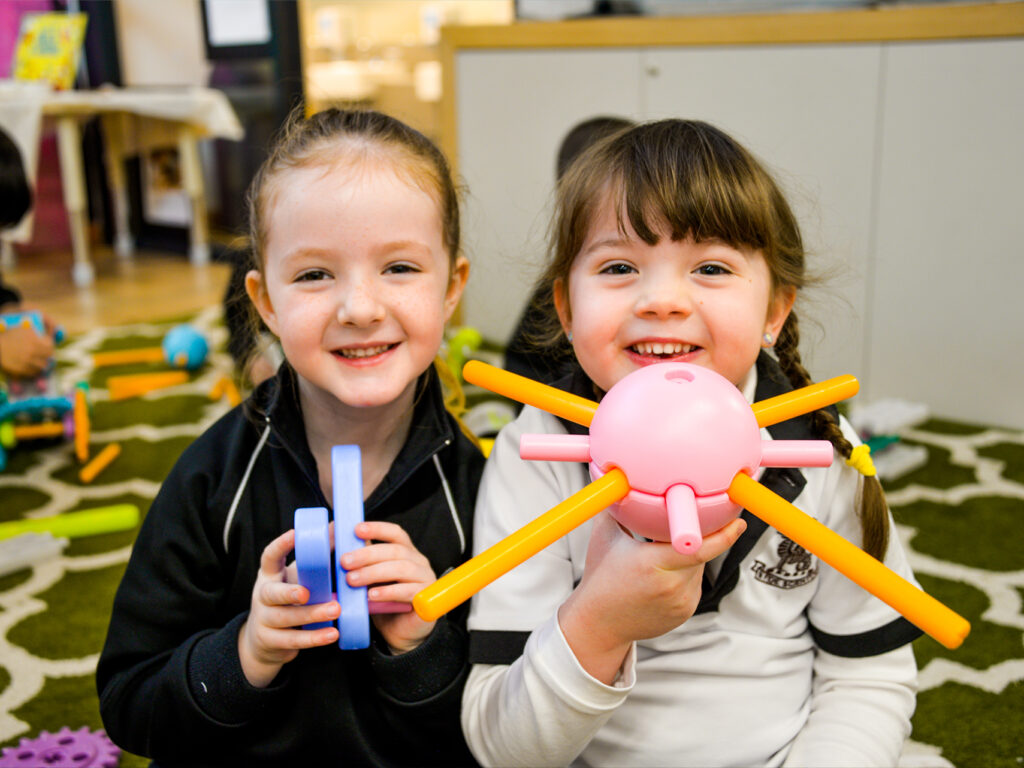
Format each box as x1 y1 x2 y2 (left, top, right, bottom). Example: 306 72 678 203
751 536 818 589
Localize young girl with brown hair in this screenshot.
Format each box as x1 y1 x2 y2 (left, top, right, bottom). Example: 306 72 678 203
463 119 919 767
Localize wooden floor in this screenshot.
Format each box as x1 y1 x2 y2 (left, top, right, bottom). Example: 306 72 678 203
4 246 232 336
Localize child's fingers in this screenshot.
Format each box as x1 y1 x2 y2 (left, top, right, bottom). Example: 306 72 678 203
367 582 421 605
340 541 424 571
253 623 339 651
354 520 412 546
345 558 434 589
260 529 297 575
695 517 747 562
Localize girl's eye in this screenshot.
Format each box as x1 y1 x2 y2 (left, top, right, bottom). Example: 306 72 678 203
296 269 330 282
385 263 420 275
599 262 636 276
695 263 730 276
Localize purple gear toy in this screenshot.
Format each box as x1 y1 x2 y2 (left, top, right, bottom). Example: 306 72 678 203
0 726 120 767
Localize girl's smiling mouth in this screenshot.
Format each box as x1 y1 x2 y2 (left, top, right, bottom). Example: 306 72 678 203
627 341 700 362
333 343 399 361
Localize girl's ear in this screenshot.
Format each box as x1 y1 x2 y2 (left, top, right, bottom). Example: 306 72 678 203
443 256 470 322
245 269 280 337
553 277 572 337
765 285 796 342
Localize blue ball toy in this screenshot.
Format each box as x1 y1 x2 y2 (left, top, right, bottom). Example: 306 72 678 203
162 325 209 371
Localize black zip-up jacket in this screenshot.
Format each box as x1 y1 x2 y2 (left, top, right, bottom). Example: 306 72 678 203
97 364 484 767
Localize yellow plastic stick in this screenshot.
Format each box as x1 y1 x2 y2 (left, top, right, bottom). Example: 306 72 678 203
728 472 970 649
463 361 598 427
752 375 859 428
92 347 165 367
414 468 631 621
78 442 121 484
108 370 188 401
0 503 139 541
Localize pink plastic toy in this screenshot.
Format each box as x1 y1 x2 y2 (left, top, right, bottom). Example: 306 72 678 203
522 363 833 554
414 361 971 650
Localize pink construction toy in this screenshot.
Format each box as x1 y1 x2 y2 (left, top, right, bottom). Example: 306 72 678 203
0 726 120 767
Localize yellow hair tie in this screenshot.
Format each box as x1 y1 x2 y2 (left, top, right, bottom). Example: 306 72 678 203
846 444 877 477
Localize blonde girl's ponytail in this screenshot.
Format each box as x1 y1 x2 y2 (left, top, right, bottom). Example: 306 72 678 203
773 312 890 561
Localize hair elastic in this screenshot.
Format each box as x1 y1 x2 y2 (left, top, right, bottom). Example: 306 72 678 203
845 444 877 477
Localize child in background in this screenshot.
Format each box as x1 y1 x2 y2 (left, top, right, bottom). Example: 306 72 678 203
462 119 919 767
97 109 483 767
0 125 57 377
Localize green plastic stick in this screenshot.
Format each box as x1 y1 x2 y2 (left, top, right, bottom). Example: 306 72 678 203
0 504 140 541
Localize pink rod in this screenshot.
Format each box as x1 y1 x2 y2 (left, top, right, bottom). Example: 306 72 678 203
760 440 834 468
520 434 592 462
666 483 702 554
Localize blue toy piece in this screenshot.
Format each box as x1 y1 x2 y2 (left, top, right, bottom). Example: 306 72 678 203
332 445 370 649
294 506 334 631
293 445 369 649
161 324 209 370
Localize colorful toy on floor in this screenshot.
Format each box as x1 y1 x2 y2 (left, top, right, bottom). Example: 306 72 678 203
0 503 140 541
413 361 971 650
0 311 90 471
0 532 68 577
209 374 241 407
294 445 410 649
0 726 120 767
91 323 208 371
78 442 121 483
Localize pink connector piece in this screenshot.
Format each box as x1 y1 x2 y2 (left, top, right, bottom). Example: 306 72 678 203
520 362 834 554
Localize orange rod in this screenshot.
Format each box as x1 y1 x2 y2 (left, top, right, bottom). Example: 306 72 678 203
92 347 165 367
13 422 64 440
463 360 598 427
73 386 89 463
108 370 188 401
751 375 859 428
414 468 630 621
79 442 121 484
728 472 970 649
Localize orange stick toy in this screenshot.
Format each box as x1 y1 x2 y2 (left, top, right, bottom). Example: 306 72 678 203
414 362 970 650
91 348 166 367
108 371 188 401
79 442 121 484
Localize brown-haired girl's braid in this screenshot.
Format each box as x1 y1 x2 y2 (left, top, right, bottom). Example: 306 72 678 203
774 313 890 561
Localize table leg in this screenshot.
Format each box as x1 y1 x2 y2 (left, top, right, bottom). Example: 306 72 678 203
55 115 94 287
177 126 210 266
100 113 134 260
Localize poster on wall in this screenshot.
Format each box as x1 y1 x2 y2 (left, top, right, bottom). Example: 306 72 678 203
13 12 87 90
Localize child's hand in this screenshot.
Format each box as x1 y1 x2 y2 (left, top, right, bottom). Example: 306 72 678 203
558 511 747 684
340 521 437 655
0 324 54 377
238 529 341 688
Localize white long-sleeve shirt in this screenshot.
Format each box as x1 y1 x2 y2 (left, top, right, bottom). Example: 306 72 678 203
462 360 919 767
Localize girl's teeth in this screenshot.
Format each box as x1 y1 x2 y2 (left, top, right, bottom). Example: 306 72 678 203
339 345 390 359
632 342 691 356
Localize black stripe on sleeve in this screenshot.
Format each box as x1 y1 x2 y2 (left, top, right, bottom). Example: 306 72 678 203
469 630 532 665
810 617 923 657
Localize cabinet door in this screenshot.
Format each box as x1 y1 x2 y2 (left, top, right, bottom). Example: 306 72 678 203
456 49 643 343
643 44 882 382
870 39 1024 428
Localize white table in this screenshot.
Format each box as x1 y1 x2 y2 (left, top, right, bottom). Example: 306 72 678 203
0 82 244 286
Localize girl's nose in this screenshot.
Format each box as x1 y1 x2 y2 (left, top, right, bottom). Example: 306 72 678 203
337 282 386 327
635 277 693 318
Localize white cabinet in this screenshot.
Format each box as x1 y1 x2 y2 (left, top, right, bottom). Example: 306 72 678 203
448 6 1024 427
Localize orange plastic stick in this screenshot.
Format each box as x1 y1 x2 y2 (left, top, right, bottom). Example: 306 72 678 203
108 371 188 401
414 468 630 621
73 386 89 462
752 375 859 428
13 422 64 440
79 442 121 484
728 472 970 649
92 347 165 367
463 361 598 427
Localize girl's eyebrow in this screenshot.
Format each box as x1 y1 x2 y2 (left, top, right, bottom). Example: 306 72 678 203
579 235 630 257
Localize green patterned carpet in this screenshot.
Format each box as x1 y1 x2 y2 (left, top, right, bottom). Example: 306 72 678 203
0 311 1021 767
